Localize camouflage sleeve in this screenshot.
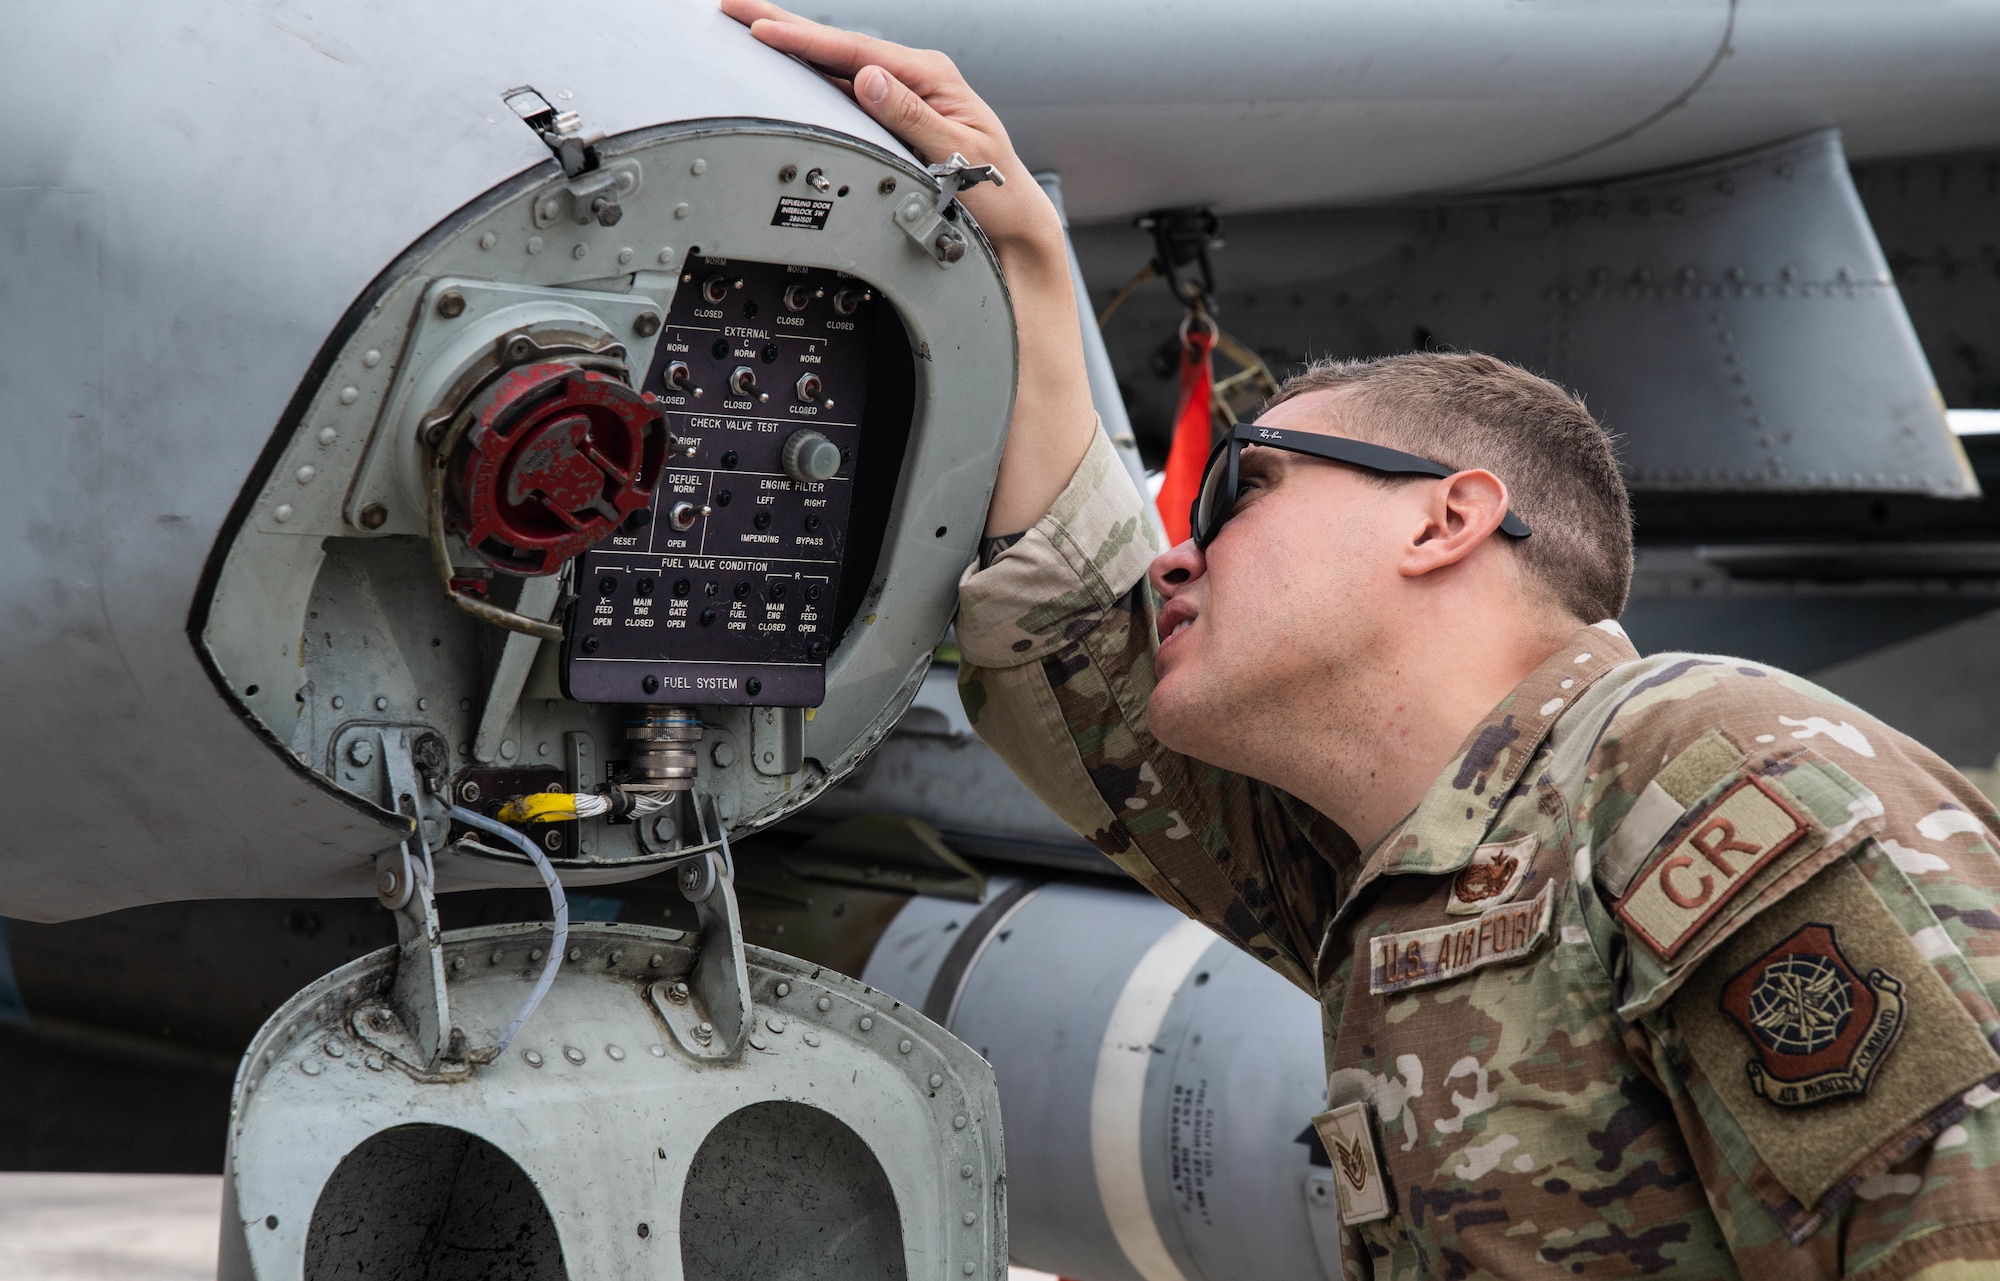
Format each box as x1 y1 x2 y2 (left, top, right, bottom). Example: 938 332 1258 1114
1577 661 2000 1276
955 427 1354 993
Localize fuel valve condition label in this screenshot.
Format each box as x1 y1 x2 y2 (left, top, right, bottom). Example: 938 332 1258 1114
562 256 877 707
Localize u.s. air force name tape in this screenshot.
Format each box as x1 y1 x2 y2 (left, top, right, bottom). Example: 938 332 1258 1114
1368 880 1554 996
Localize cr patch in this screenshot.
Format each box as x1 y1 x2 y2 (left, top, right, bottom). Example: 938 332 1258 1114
1617 774 1810 960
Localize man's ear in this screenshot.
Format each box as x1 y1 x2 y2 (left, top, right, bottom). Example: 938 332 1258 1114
1398 469 1511 578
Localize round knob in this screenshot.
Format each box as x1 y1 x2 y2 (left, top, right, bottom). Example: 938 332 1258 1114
781 430 842 482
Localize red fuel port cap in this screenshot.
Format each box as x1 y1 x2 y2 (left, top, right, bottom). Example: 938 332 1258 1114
450 364 665 575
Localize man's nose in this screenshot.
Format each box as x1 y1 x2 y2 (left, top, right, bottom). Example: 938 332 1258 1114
1148 539 1206 597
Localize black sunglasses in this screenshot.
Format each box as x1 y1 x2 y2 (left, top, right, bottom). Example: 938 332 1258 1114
1191 422 1533 548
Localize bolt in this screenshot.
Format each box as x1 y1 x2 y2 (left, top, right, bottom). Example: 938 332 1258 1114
376 868 400 896
451 955 465 972
634 310 662 337
929 1073 944 1088
568 947 583 962
952 1114 967 1130
374 696 388 711
899 1039 914 1054
858 1016 873 1032
348 738 375 767
934 232 966 263
524 1049 544 1067
358 503 388 530
879 176 898 195
591 193 623 226
779 163 798 183
667 981 690 1004
816 996 832 1012
962 1212 976 1226
459 781 482 803
436 290 466 318
711 740 736 768
564 1045 585 1064
649 953 665 968
775 982 790 998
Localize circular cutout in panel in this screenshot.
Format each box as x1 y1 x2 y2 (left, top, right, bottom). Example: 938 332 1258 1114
306 1124 566 1280
680 1101 906 1281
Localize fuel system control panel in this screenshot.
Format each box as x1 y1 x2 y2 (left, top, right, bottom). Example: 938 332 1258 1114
561 255 879 707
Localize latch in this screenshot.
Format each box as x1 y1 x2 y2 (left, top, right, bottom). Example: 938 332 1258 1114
647 797 754 1059
893 151 1006 267
501 85 643 228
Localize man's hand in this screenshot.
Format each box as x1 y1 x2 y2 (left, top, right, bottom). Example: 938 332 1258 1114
723 0 1101 537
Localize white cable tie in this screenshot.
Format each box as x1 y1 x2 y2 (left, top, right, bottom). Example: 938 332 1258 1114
449 805 567 1054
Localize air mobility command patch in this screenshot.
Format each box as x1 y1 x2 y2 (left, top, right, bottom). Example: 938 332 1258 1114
1617 774 1811 960
1720 922 1904 1107
1311 1101 1392 1225
1370 881 1554 995
1446 834 1535 915
1674 858 2000 1214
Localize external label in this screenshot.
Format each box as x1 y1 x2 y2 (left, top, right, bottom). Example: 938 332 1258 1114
1616 774 1811 960
1311 1101 1392 1225
1447 834 1536 915
1722 922 1905 1107
771 196 834 230
1369 881 1554 995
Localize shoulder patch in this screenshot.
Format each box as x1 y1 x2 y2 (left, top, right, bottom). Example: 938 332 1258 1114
1720 922 1905 1107
1616 775 1810 960
1673 858 2000 1222
1447 834 1535 914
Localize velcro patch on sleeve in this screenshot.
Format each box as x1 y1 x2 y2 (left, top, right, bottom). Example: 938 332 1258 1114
1369 881 1554 995
1674 858 2000 1217
1616 775 1811 961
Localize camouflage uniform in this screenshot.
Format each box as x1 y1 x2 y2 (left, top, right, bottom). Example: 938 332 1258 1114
956 430 2000 1279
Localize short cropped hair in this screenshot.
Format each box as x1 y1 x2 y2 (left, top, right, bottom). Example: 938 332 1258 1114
1263 352 1633 623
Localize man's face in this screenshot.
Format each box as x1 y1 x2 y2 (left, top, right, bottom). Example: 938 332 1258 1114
1145 391 1416 763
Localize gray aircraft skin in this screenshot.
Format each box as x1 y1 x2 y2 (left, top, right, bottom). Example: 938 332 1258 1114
4 3 2000 1280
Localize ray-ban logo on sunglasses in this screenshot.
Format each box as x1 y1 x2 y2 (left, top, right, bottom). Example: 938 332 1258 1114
1256 428 1284 441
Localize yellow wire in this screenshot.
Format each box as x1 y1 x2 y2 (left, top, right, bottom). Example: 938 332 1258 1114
496 793 580 824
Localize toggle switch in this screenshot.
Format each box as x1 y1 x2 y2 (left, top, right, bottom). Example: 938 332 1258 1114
729 367 768 401
795 372 824 403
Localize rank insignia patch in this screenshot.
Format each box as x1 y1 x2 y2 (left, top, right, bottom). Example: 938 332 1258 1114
1311 1101 1392 1225
1721 921 1905 1108
1447 834 1535 915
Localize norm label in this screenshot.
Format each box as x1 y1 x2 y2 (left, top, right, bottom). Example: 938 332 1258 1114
1369 881 1554 995
1617 774 1811 961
